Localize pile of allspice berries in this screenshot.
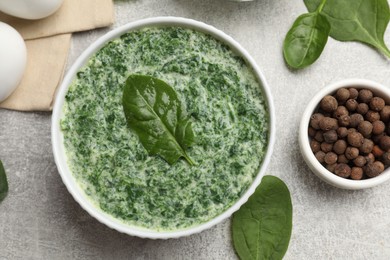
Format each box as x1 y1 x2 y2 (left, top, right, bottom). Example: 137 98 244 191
309 87 390 180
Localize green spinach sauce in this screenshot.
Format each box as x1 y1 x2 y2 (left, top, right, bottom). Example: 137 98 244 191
61 27 269 231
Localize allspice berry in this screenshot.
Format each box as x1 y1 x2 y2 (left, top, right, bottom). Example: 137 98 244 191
372 145 384 157
347 132 364 147
310 140 321 153
326 163 337 173
365 153 375 164
349 88 359 99
333 106 349 119
336 88 350 102
338 154 349 164
380 106 390 122
308 127 317 137
350 167 363 180
323 130 338 143
353 156 366 167
372 120 385 135
356 103 369 115
366 110 380 122
337 127 348 138
365 161 385 178
314 131 324 142
315 151 326 163
379 135 390 151
370 97 385 111
338 115 350 127
333 140 347 155
382 152 390 166
321 142 333 153
319 117 338 131
320 95 338 112
324 152 338 165
334 163 351 178
359 89 373 103
357 121 373 137
372 133 385 144
310 113 324 129
345 99 358 112
350 113 364 128
360 139 374 154
345 147 359 160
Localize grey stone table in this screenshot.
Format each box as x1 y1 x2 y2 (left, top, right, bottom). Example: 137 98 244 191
1 0 390 259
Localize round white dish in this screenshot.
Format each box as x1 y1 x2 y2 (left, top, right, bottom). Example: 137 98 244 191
51 17 275 239
299 79 390 190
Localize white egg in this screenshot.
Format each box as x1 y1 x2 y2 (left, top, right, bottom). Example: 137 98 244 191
0 22 27 102
0 0 64 20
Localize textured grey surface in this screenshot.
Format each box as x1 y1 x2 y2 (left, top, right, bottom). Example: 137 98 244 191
1 0 390 259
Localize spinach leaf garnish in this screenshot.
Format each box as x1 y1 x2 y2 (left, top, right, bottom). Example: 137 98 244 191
122 75 195 165
284 0 390 69
0 159 8 203
283 0 330 69
305 0 390 58
232 176 292 260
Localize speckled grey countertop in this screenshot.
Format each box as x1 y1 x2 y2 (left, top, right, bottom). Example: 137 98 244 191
1 0 390 259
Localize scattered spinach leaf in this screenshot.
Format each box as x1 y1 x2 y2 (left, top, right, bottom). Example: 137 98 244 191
304 0 390 58
122 75 195 165
0 159 8 203
232 175 292 260
283 0 330 69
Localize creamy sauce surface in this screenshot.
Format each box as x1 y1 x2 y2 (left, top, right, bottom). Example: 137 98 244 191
61 27 269 231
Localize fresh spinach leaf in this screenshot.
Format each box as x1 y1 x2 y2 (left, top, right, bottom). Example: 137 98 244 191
304 0 390 58
122 75 195 165
0 160 8 203
232 176 292 260
283 0 330 69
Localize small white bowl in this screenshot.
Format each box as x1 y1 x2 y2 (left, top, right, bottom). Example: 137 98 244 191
299 79 390 190
52 17 275 239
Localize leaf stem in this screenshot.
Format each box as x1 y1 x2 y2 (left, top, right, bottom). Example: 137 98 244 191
184 153 195 166
317 0 327 13
377 43 390 58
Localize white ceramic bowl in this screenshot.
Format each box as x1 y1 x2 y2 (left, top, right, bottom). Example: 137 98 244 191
299 79 390 190
51 17 275 239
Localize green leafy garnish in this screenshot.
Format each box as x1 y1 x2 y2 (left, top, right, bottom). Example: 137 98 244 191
305 0 390 58
122 75 195 165
232 176 292 260
0 160 8 203
283 0 330 69
284 0 390 69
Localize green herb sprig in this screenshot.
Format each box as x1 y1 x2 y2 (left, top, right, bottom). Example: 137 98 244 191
232 175 293 260
122 75 195 165
284 0 390 69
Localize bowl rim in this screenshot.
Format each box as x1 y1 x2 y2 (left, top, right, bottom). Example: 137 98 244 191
299 78 390 190
51 16 276 239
